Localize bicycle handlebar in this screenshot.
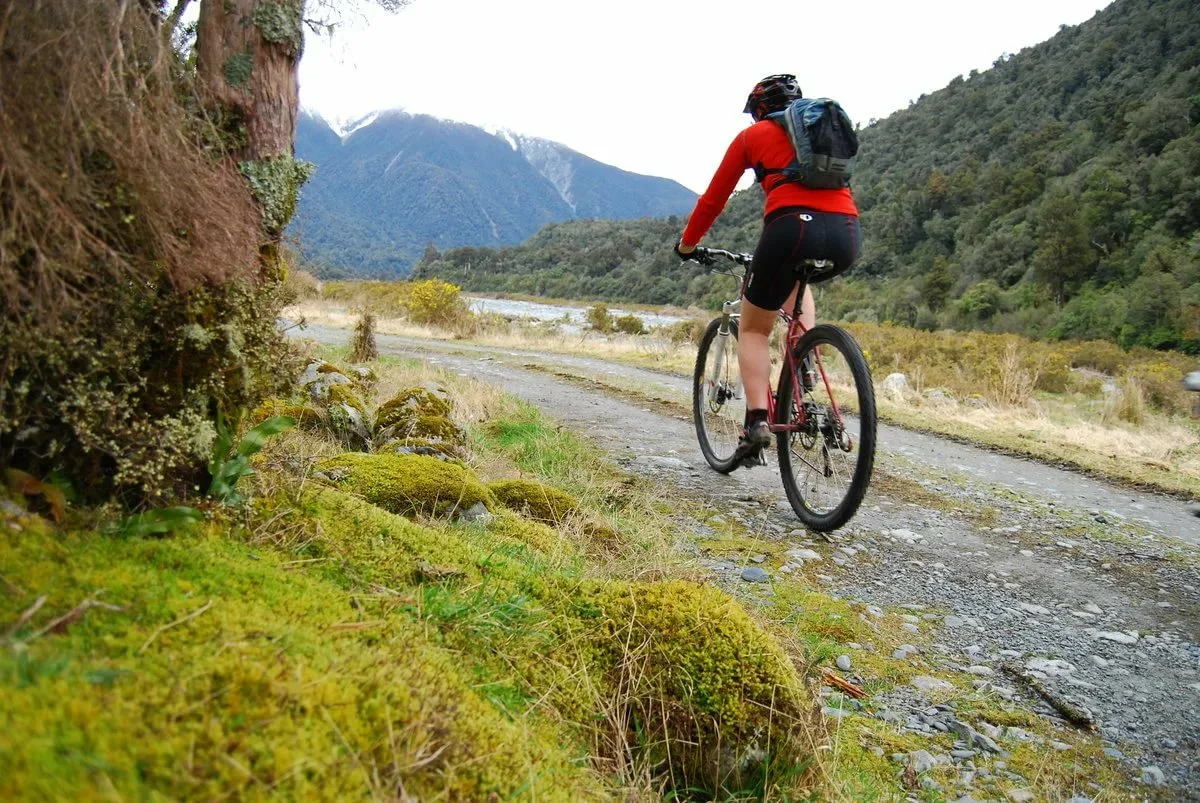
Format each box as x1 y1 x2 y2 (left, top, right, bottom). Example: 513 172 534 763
682 246 753 267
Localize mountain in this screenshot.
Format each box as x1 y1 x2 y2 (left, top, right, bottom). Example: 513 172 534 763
417 0 1200 352
290 110 697 277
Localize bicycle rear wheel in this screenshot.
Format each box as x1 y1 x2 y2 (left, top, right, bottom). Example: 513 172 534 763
693 317 744 473
776 324 876 531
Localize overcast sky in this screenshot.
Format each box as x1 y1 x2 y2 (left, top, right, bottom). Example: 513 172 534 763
299 0 1113 194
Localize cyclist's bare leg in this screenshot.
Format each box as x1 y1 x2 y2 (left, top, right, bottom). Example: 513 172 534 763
738 298 776 412
780 282 816 329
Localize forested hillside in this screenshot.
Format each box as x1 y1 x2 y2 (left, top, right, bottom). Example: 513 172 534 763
417 0 1200 353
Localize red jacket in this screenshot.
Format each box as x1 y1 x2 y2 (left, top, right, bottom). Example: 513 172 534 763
681 119 858 246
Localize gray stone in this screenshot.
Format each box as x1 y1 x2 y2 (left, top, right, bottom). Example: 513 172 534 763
1140 766 1165 786
1094 630 1139 645
973 732 1003 754
457 502 494 525
1017 602 1052 616
911 675 954 693
1006 790 1035 803
908 749 937 774
836 654 852 672
740 566 770 583
882 372 911 394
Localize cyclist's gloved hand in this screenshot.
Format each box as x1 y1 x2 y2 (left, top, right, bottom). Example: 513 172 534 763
675 239 712 264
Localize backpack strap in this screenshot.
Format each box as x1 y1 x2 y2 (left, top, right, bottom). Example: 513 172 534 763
753 161 786 184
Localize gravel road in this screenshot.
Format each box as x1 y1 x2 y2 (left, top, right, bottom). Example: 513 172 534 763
303 323 1200 798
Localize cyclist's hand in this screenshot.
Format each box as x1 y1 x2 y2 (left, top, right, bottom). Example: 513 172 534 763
675 240 712 265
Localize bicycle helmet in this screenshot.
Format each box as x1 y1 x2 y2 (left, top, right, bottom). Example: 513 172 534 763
743 74 803 121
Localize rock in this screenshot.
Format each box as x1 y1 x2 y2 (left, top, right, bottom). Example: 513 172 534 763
1140 765 1165 786
1025 657 1076 676
965 665 994 676
1094 630 1139 645
741 566 770 583
1006 790 1035 802
822 706 852 719
457 501 494 525
836 654 852 672
750 553 766 563
1017 602 1052 616
786 548 822 561
882 372 911 394
908 749 937 774
886 528 923 543
911 675 954 694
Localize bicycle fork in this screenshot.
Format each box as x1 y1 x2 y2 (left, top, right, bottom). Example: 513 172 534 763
708 306 743 407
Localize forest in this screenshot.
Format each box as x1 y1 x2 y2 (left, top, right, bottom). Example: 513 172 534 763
414 0 1200 353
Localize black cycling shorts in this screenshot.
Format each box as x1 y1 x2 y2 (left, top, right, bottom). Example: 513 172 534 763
744 207 861 311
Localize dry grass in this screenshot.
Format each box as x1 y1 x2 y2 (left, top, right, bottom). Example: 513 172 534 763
295 299 1200 496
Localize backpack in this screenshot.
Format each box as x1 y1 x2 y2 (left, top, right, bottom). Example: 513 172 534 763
756 98 858 190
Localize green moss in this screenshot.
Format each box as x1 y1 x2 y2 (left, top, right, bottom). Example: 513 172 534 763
251 398 319 428
377 437 465 462
315 452 491 518
222 52 252 87
237 157 314 235
489 478 580 525
574 579 815 792
0 518 593 801
252 1 303 55
327 383 366 417
486 510 571 555
376 387 453 432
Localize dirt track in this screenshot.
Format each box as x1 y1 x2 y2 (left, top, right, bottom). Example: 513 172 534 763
304 323 1200 797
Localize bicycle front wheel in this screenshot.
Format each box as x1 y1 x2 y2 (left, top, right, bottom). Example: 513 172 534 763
776 324 876 531
693 317 744 473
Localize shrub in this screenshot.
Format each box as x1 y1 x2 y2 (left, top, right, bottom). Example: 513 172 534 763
586 303 615 333
613 313 646 335
405 278 467 326
350 309 378 362
665 318 707 347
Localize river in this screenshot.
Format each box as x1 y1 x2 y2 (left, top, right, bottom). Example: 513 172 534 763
464 295 686 333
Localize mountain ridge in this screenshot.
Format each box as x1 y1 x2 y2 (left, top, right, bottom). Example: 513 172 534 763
290 109 697 277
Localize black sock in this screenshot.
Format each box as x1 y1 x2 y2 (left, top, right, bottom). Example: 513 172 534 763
744 408 768 428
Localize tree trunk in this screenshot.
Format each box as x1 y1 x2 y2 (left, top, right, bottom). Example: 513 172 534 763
196 0 301 162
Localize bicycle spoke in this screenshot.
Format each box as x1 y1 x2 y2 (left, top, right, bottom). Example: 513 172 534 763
776 324 877 532
693 318 744 473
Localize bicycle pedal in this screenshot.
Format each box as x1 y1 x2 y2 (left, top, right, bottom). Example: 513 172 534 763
737 448 768 469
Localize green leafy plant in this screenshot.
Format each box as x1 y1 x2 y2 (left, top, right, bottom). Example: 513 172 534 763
108 506 203 538
208 414 294 504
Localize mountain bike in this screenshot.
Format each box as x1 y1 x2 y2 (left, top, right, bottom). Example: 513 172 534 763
689 247 877 532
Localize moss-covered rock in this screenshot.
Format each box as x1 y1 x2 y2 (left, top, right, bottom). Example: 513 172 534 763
375 386 465 459
488 478 580 525
250 398 320 429
378 437 464 462
315 452 491 518
574 579 815 793
376 387 453 432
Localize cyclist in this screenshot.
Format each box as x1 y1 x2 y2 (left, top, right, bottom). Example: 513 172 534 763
675 74 860 460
